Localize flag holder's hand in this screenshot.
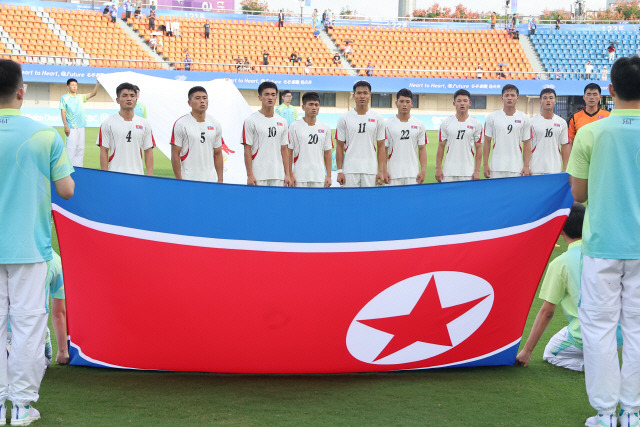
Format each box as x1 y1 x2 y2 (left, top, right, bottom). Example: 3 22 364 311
337 172 345 186
247 175 257 185
416 171 425 184
435 168 443 183
515 349 531 367
484 166 491 179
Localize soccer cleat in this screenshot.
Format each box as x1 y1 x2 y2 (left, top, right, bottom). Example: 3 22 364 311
0 402 6 426
619 409 640 427
10 404 40 426
585 412 617 427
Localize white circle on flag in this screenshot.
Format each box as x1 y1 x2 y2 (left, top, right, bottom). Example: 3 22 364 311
346 271 494 365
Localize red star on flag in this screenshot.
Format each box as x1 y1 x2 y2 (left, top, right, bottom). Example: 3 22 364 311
358 276 490 361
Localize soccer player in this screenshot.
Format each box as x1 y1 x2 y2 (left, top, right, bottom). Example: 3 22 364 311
170 86 224 183
385 88 427 185
483 84 532 178
275 90 298 125
97 82 155 176
568 56 640 427
567 83 610 143
0 59 75 425
243 82 292 186
60 78 100 167
287 92 332 187
529 88 570 175
435 89 483 182
335 81 388 187
133 85 147 118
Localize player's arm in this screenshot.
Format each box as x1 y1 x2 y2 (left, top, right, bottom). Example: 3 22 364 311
336 139 345 185
243 144 257 185
60 108 70 137
53 176 75 200
561 143 571 172
99 146 109 171
483 135 492 178
324 148 332 187
515 301 556 367
144 147 154 176
567 115 576 144
473 140 483 180
51 298 69 364
417 145 427 184
171 145 182 179
85 81 101 100
376 139 388 185
522 138 532 176
281 124 293 187
213 146 223 183
435 138 446 182
571 178 588 203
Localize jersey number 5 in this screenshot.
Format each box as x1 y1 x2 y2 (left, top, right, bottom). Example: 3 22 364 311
200 132 205 143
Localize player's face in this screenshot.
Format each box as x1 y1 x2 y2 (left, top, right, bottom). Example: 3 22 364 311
116 89 137 110
302 100 320 117
396 96 413 113
453 95 470 113
501 90 518 107
583 89 601 107
353 87 371 107
67 82 78 94
540 93 556 110
188 91 208 113
259 88 277 108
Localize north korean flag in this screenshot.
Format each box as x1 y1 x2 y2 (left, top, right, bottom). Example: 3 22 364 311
52 169 573 374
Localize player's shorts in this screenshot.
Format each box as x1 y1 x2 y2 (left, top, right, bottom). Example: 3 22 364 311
491 171 521 179
256 179 284 187
388 178 416 186
543 326 584 372
344 173 376 188
443 176 472 182
66 127 85 168
296 181 324 188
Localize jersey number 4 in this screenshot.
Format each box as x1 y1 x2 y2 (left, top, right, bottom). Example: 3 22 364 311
125 130 132 142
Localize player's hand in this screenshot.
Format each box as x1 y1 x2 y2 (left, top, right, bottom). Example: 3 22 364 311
416 171 425 184
472 171 480 180
324 176 331 187
284 174 293 187
337 172 345 186
522 166 532 176
435 169 444 183
57 351 70 365
64 126 71 137
290 176 296 187
484 166 491 179
515 349 532 367
247 174 257 185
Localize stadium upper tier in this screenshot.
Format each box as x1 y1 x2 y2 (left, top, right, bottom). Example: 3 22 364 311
531 29 637 80
328 26 534 79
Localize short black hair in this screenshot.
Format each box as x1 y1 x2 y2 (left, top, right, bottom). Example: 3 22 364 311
66 78 78 86
302 91 320 104
0 59 23 104
353 80 371 93
188 86 207 99
611 56 640 101
258 81 278 96
583 82 602 95
133 84 140 94
540 88 556 97
502 84 519 96
116 82 137 97
281 90 292 97
396 88 413 99
453 89 471 100
563 203 585 239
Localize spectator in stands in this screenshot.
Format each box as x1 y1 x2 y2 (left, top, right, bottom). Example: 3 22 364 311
556 68 561 80
167 17 174 36
134 4 141 18
150 35 158 51
148 10 155 30
290 51 298 63
184 54 191 71
476 65 483 79
607 43 616 61
312 9 318 27
366 62 374 77
344 42 352 55
508 23 515 38
498 64 506 79
529 18 537 35
313 28 320 38
172 18 180 37
110 5 117 23
241 57 254 72
601 65 608 81
585 61 594 80
150 0 157 13
324 16 333 30
555 19 561 31
124 0 132 22
333 53 341 65
514 30 520 40
511 15 516 26
103 4 110 16
263 50 269 65
204 22 210 39
306 56 312 67
491 12 496 30
278 9 284 30
322 9 327 23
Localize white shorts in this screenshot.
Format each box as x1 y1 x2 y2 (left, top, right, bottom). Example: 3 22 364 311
296 181 323 188
443 176 472 182
388 178 416 186
256 179 284 187
543 326 584 372
344 173 376 188
491 171 521 179
66 127 85 168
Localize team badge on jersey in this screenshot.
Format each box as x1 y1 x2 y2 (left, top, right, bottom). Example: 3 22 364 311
318 129 325 133
136 125 144 129
514 120 521 124
207 126 214 130
467 125 475 129
277 122 284 127
554 123 561 127
411 125 418 129
368 119 376 123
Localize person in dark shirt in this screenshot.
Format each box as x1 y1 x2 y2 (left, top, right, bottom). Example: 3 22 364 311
204 22 210 39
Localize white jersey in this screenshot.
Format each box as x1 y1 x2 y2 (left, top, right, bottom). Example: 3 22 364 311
242 111 288 181
529 114 569 174
336 109 385 174
484 109 532 173
170 113 223 182
385 116 427 179
438 115 483 177
97 113 155 175
288 118 332 183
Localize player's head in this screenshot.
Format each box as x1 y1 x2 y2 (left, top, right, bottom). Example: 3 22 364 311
583 83 602 108
353 80 371 107
610 56 640 102
453 89 471 113
0 59 24 107
301 92 320 117
562 203 585 240
280 90 292 105
66 78 78 93
396 88 413 114
539 88 557 111
115 82 137 111
188 86 208 113
257 81 278 108
501 84 519 108
133 84 140 96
